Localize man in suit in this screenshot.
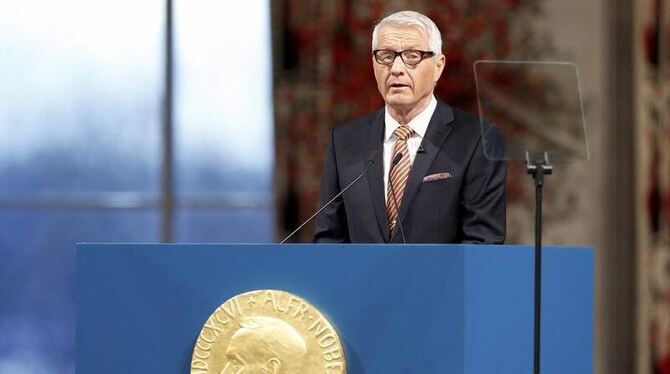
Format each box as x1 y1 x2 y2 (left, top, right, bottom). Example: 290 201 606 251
313 10 506 244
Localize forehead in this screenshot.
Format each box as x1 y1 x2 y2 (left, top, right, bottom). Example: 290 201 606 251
376 24 429 49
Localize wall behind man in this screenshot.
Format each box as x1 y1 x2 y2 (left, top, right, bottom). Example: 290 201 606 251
272 0 591 243
272 0 632 373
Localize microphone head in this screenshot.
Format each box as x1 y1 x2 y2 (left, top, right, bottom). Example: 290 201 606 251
368 149 380 163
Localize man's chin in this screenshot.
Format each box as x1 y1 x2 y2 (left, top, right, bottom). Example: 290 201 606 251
385 97 417 111
385 94 415 105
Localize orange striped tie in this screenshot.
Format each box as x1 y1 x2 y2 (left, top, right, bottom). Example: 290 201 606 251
387 125 414 233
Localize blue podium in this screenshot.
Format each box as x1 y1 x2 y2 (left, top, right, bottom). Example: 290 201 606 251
76 244 592 373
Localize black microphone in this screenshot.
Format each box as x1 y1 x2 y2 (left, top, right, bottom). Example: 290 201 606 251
280 150 379 244
387 152 407 244
417 145 426 153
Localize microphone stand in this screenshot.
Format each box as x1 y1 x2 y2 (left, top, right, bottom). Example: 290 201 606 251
280 154 377 244
526 151 552 374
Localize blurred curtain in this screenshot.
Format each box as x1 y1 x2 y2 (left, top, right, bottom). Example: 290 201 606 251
272 0 545 241
635 0 670 372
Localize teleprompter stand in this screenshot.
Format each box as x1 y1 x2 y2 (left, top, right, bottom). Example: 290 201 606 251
527 151 553 374
474 60 589 374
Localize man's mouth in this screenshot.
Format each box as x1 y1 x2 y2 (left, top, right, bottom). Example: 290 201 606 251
389 83 409 89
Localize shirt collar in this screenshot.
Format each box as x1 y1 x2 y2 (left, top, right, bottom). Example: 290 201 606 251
384 95 437 141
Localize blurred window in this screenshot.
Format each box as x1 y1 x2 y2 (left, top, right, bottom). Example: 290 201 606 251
0 1 274 372
174 0 274 241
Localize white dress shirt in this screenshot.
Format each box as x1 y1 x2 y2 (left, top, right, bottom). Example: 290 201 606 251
383 95 437 202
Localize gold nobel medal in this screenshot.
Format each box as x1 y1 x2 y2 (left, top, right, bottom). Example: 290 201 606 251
191 290 346 374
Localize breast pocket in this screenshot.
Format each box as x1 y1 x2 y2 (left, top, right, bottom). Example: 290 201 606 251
421 175 458 191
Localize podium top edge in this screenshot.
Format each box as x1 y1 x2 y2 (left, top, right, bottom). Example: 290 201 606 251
75 243 594 252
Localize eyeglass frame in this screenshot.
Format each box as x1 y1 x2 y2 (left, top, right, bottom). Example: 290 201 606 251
372 49 436 66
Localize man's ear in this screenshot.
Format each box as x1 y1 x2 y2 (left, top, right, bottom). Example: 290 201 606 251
434 53 446 82
266 358 281 373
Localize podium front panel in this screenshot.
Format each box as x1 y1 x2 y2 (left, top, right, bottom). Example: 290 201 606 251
76 244 592 373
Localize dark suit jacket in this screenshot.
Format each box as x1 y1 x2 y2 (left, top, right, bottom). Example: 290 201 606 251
313 100 506 244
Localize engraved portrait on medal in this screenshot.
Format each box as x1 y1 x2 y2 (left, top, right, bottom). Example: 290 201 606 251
191 290 346 374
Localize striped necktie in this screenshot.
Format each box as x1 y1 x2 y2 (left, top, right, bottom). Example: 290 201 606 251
387 125 414 234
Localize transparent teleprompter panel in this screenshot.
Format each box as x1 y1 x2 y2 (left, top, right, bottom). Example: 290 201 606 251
474 61 589 163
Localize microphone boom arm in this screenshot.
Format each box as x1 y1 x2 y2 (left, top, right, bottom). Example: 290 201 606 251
280 156 376 244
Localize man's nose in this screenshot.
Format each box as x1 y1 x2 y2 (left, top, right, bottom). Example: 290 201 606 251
389 55 406 75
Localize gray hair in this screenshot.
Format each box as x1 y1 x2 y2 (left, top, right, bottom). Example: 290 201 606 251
371 10 443 55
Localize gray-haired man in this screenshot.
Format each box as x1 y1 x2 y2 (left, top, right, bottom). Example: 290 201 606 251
314 10 506 244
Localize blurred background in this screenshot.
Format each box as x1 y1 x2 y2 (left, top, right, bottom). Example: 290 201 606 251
0 0 663 373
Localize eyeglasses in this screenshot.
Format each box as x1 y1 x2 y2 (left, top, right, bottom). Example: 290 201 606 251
373 49 435 66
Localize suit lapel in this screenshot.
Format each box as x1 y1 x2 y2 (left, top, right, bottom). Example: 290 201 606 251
393 102 455 240
365 110 390 241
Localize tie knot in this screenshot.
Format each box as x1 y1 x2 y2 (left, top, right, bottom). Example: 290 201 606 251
393 125 413 141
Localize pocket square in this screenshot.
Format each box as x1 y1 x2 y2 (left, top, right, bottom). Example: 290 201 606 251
423 172 452 182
